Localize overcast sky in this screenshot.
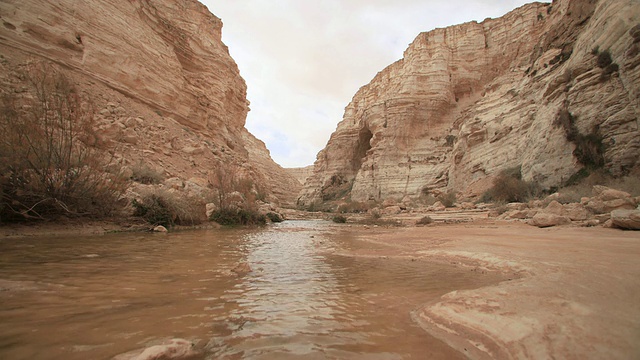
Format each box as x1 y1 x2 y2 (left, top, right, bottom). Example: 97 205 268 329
201 1 534 168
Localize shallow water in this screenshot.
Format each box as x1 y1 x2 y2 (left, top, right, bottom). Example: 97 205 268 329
0 220 502 359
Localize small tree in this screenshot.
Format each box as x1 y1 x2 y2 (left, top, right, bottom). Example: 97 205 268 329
0 62 127 221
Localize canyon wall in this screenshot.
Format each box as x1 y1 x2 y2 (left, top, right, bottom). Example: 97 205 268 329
0 0 300 206
299 0 640 206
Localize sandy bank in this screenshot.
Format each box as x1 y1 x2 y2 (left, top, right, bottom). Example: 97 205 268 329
345 221 640 359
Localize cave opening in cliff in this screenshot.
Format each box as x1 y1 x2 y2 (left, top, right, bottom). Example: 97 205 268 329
353 126 373 171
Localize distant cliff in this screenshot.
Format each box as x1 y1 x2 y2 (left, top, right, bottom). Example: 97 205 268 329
0 0 300 206
299 0 640 206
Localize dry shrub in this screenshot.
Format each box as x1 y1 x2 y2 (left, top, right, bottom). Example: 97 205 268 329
337 201 373 213
132 189 206 227
437 190 457 208
207 165 269 226
331 215 347 223
210 208 266 226
131 161 164 184
416 216 433 225
0 62 128 222
481 167 536 203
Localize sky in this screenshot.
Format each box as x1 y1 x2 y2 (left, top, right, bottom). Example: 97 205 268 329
201 1 534 168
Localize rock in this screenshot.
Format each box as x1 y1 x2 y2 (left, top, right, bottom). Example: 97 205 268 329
298 0 640 206
544 201 565 216
460 202 476 210
544 193 562 203
0 0 302 208
382 205 402 215
153 225 168 232
506 210 535 220
529 213 571 228
121 128 138 145
205 203 218 219
506 202 528 211
581 219 600 227
382 198 398 207
284 166 314 186
563 203 591 221
164 177 185 190
429 201 446 212
112 338 199 360
401 195 413 206
592 186 631 201
585 199 608 214
610 209 640 230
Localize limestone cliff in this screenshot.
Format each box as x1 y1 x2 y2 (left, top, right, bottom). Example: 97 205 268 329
0 0 299 205
285 166 315 186
299 0 640 206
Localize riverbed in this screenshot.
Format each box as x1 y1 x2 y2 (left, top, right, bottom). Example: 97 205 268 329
0 220 505 359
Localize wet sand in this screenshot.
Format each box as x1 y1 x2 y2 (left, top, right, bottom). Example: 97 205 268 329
343 221 640 359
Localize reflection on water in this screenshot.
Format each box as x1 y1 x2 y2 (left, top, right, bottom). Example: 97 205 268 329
0 220 502 359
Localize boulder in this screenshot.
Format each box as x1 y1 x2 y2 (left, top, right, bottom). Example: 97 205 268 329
610 209 640 230
544 200 565 216
164 177 185 190
205 203 218 219
382 205 402 215
563 203 591 221
112 338 199 360
153 225 168 232
506 209 537 220
592 185 631 201
529 213 571 228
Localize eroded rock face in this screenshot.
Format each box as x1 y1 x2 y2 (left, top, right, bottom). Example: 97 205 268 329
299 0 640 206
0 0 300 206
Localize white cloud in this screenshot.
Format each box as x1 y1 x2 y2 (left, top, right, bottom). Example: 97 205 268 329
201 0 535 167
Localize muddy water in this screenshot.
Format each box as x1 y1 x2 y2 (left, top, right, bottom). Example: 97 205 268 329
0 221 502 359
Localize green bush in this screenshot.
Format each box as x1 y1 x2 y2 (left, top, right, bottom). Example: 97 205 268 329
210 208 266 226
332 215 347 223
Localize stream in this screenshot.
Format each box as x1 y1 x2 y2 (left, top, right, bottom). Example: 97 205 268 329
0 220 501 359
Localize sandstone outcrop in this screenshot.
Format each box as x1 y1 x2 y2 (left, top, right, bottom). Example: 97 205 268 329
299 0 640 206
285 165 315 186
611 209 640 230
0 0 300 206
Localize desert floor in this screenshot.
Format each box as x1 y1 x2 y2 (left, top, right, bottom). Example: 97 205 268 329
340 220 640 359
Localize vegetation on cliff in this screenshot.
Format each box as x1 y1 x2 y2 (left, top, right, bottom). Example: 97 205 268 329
0 64 128 222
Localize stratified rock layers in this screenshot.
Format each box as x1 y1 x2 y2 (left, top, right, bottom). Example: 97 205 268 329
299 0 640 206
0 0 299 205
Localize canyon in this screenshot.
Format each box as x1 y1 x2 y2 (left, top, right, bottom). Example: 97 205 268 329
0 0 300 207
299 0 640 206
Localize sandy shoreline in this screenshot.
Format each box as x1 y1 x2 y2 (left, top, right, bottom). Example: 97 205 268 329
344 221 640 359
